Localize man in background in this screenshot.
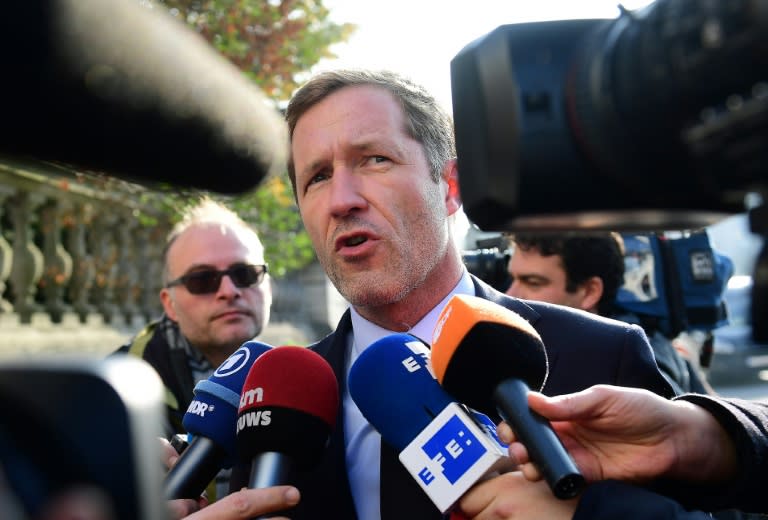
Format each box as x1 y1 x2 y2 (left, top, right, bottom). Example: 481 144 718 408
118 197 272 432
505 231 711 394
115 197 272 500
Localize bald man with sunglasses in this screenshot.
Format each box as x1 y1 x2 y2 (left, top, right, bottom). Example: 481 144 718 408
115 197 272 500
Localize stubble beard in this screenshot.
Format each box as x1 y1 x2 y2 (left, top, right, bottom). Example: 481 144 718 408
322 186 450 314
322 235 441 310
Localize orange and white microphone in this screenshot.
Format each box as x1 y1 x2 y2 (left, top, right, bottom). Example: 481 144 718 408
431 294 585 499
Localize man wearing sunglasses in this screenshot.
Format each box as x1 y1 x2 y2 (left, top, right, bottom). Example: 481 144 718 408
115 197 272 500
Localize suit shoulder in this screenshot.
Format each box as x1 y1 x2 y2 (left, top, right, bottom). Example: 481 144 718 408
528 299 644 336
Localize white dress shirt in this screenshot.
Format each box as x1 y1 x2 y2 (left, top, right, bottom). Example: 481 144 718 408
343 270 475 520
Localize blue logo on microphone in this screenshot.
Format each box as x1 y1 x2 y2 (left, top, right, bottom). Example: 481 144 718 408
418 414 486 485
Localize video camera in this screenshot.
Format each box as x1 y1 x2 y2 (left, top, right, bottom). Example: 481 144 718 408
462 236 511 292
450 0 768 338
616 230 734 338
0 356 168 520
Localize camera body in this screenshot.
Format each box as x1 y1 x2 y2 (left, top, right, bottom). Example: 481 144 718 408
462 236 511 293
616 230 734 338
0 356 169 520
451 0 768 232
450 0 768 339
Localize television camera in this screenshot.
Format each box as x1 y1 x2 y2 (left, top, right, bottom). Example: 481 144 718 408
450 0 768 339
462 235 512 292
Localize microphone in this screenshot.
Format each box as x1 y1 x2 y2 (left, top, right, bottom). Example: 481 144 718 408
164 341 272 499
236 346 338 491
2 1 287 194
431 294 585 499
348 333 510 514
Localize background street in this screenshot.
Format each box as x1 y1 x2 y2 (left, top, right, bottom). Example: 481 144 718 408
715 380 768 401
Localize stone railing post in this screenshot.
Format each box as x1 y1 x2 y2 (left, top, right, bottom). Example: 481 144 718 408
134 220 168 322
7 191 44 323
39 197 74 323
65 202 96 322
113 212 140 325
88 211 120 324
0 187 16 313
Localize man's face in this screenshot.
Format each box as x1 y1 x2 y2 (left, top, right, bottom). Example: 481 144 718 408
160 224 271 358
505 247 585 309
291 85 457 311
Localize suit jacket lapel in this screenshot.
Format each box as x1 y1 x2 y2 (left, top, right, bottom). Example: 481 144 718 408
312 310 353 397
290 311 357 519
317 310 354 494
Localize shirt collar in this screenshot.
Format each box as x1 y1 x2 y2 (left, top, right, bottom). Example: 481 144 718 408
349 269 475 355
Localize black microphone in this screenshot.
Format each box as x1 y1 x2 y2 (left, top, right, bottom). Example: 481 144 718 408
1 0 287 194
431 294 585 500
236 346 338 494
164 341 271 499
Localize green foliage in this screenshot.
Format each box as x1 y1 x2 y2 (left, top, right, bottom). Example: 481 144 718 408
155 0 356 101
228 173 316 278
141 0 355 276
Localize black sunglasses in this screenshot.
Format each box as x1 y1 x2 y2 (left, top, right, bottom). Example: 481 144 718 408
165 264 268 295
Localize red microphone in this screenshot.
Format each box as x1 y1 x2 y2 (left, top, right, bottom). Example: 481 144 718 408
236 346 339 491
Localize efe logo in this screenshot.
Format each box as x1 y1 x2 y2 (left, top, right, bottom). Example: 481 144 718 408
418 414 485 485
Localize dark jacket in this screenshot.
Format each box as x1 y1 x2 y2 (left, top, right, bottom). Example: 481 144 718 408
247 276 675 519
114 319 197 437
114 317 240 502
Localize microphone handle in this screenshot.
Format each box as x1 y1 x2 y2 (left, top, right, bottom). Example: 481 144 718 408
164 436 226 499
493 379 585 499
249 452 295 520
248 451 295 488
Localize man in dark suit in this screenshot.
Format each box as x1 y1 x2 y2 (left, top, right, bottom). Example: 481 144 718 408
209 68 673 519
236 68 673 520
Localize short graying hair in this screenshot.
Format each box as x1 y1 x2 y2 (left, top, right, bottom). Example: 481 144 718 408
162 196 264 283
285 69 455 192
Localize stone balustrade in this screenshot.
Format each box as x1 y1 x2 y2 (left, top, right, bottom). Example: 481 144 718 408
0 156 345 359
0 156 170 357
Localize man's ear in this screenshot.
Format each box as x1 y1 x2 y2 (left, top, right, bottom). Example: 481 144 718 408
443 159 461 216
160 288 178 321
580 276 605 313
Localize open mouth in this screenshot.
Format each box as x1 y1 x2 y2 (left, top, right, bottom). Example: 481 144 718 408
345 235 367 247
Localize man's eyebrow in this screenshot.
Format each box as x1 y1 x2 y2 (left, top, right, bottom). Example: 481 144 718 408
350 139 412 164
298 139 407 179
299 159 327 180
180 263 217 272
517 274 548 282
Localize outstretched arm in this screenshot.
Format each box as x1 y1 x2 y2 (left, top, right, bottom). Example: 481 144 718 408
500 385 738 485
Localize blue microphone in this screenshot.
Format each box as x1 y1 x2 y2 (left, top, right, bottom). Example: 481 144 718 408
349 333 452 450
164 340 272 499
348 333 509 514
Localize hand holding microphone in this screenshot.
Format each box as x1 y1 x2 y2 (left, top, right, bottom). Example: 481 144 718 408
431 294 585 500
